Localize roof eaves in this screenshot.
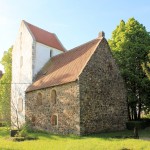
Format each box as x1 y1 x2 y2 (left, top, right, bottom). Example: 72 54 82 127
26 79 78 93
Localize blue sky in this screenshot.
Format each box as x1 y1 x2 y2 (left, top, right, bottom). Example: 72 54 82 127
0 0 150 71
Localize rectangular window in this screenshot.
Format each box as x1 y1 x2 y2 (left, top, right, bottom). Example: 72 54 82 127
18 98 23 112
50 49 53 57
20 56 23 68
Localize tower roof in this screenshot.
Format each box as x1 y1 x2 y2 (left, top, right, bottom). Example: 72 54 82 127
23 20 66 52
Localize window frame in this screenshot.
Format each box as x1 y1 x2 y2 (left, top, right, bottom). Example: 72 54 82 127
51 89 57 104
18 97 23 112
20 56 23 68
50 49 53 57
51 114 58 126
31 116 36 126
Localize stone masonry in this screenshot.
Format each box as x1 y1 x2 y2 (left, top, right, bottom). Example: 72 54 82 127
26 37 128 135
26 82 80 135
79 38 128 134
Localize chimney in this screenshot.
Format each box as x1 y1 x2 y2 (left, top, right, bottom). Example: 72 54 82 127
98 31 105 38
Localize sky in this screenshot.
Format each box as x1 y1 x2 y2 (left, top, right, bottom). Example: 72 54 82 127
0 0 150 71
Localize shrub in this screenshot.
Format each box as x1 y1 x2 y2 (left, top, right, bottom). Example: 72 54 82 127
0 122 7 127
10 124 39 142
126 121 146 130
15 129 28 138
140 118 150 127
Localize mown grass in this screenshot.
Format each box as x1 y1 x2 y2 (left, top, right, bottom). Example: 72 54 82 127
0 127 150 150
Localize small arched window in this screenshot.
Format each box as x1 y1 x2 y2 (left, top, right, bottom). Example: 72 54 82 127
37 92 42 106
18 97 23 112
108 62 113 71
32 116 36 126
20 56 23 68
20 32 22 38
20 32 22 51
51 115 58 126
50 49 53 57
51 90 57 104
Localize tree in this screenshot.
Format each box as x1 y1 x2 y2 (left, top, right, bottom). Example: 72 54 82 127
0 47 12 125
109 18 150 120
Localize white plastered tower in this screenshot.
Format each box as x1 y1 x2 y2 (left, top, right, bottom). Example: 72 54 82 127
11 20 64 128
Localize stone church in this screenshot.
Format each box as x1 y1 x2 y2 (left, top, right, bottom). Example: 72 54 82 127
11 20 127 135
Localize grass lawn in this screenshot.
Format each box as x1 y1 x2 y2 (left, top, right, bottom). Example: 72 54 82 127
0 127 150 150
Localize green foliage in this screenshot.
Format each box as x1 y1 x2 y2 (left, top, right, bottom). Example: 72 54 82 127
12 125 38 141
109 18 150 120
15 128 28 138
0 47 12 125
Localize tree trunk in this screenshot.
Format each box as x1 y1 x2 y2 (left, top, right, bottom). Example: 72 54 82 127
138 102 142 120
127 99 131 121
133 105 137 120
131 107 134 120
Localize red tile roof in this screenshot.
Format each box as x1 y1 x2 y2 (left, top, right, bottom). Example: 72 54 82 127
26 37 104 92
24 21 65 52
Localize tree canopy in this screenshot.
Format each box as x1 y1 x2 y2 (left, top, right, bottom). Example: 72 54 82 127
109 18 150 120
0 47 12 124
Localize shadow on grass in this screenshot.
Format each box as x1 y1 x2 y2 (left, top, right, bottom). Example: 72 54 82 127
1 127 150 141
84 130 134 140
28 129 135 141
0 148 18 150
29 131 87 140
88 128 150 140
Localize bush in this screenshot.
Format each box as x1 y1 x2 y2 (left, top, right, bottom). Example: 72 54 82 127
126 121 146 130
15 129 28 138
12 125 39 142
140 118 150 127
0 122 7 127
0 122 4 127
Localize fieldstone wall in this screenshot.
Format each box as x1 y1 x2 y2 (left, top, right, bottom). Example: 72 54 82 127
26 81 80 135
79 38 128 135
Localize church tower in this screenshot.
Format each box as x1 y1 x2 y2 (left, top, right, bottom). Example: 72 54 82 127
11 20 65 128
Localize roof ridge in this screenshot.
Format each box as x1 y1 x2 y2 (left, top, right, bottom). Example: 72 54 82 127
70 38 101 51
23 20 54 36
51 38 102 60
